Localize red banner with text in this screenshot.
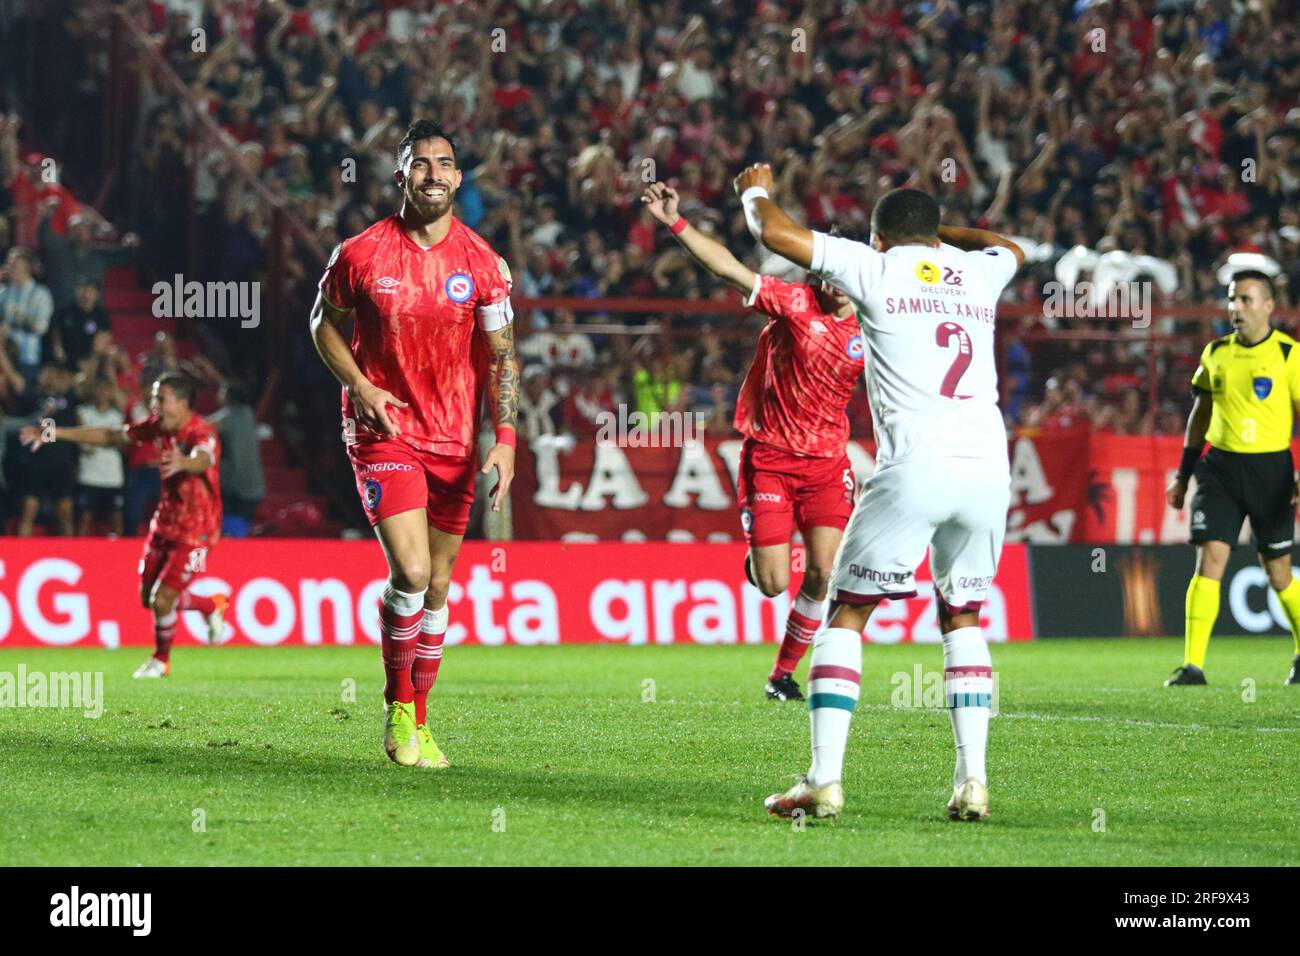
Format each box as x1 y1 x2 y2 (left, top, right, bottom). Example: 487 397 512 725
0 540 1033 647
513 431 1300 546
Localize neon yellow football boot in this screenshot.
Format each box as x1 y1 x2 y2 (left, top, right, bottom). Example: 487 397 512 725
383 700 420 766
415 723 450 769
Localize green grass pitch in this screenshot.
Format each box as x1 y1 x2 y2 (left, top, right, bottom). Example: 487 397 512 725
2 638 1297 866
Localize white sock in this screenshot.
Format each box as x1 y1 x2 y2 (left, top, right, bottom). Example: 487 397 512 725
792 589 827 626
806 626 862 787
942 626 992 787
382 583 427 617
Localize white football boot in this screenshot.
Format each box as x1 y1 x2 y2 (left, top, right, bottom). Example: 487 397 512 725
947 777 990 821
133 656 170 679
764 775 844 819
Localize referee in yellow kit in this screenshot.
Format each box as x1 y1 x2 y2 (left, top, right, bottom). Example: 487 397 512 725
1166 271 1300 686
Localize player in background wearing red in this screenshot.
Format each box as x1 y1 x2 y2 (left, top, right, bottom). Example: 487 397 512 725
642 182 864 702
22 373 227 677
310 120 518 770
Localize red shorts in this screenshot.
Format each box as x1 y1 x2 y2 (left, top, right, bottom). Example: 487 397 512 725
348 439 477 536
139 532 209 595
736 437 855 548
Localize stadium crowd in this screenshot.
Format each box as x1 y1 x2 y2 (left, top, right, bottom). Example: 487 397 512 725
3 0 1300 534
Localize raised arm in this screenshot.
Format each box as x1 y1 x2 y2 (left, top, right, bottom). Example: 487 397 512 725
641 182 756 296
732 163 815 270
937 223 1025 269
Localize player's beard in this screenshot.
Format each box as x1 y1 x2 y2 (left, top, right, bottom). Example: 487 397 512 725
407 180 455 222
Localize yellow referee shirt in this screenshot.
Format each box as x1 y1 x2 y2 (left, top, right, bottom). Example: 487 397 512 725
1191 328 1300 452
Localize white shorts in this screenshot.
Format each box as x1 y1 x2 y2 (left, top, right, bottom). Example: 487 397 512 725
829 457 1010 613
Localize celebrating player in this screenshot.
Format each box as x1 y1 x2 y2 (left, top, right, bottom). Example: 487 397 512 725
1165 271 1300 687
309 120 518 770
641 181 864 702
735 164 1023 822
21 373 226 677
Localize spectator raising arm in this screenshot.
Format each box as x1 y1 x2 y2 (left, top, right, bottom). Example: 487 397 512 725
20 421 127 450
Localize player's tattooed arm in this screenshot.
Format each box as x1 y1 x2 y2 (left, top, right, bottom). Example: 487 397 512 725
733 163 815 270
481 322 517 512
484 323 519 433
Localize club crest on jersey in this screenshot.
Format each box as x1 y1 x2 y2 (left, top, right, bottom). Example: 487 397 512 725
363 479 382 511
915 260 940 284
445 273 474 302
1254 376 1273 399
846 335 865 360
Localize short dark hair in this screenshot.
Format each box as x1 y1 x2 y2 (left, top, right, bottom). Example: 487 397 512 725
1229 269 1276 300
870 188 940 244
397 120 457 170
155 372 196 407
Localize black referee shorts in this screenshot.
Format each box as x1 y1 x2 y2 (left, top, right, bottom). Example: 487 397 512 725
1190 447 1296 559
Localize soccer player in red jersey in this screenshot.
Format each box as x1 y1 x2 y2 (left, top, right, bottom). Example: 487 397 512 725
642 182 864 701
310 120 518 770
22 373 227 677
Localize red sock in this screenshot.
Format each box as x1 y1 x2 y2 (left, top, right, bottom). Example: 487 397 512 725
179 591 216 615
771 593 824 680
154 609 178 663
412 611 446 726
380 586 424 704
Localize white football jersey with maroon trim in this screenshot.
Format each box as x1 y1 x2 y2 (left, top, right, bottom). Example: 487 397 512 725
811 233 1016 468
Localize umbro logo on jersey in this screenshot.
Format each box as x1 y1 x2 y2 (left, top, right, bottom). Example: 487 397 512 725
810 320 828 334
375 276 400 295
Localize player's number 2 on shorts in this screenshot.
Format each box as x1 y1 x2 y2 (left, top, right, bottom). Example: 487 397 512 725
935 321 972 399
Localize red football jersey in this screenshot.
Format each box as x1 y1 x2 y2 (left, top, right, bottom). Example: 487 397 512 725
733 276 866 457
319 215 514 457
125 413 222 546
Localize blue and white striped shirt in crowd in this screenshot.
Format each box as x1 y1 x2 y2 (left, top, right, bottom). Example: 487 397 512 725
0 279 54 366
